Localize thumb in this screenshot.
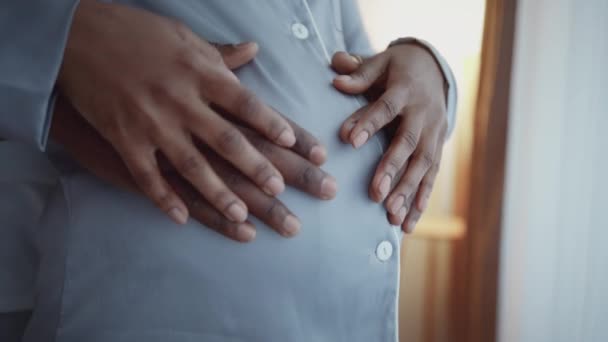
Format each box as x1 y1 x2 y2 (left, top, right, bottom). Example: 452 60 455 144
332 53 387 95
216 42 259 70
331 51 362 75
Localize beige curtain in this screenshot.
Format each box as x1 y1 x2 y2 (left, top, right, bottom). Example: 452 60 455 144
499 1 608 341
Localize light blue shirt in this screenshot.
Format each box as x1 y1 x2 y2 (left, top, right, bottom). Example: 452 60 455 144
0 1 457 341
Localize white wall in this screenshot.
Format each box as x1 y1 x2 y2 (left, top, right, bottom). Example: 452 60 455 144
499 1 608 341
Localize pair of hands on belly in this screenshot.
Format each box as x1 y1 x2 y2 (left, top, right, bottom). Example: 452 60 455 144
52 0 447 242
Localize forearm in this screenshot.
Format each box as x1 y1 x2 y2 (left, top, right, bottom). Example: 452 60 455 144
50 97 137 192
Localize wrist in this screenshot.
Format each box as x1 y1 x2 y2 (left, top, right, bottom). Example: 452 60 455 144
389 37 449 108
57 0 109 89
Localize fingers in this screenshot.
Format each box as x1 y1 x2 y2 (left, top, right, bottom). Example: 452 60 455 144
384 162 408 226
348 86 410 149
241 128 338 200
214 42 259 70
370 113 424 202
208 81 297 148
189 105 286 197
167 175 257 243
415 143 443 213
331 51 363 74
156 133 249 223
206 153 302 237
231 175 301 238
280 115 327 165
339 103 371 143
399 142 443 232
332 53 388 95
402 202 423 234
117 145 189 225
385 130 439 219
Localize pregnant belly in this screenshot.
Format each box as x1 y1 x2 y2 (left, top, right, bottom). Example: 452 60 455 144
29 97 399 342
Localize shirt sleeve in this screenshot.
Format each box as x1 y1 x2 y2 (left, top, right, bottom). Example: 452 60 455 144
0 0 80 150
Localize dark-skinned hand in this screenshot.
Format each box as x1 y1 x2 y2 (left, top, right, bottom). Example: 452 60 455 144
59 0 329 225
51 44 337 243
331 43 448 233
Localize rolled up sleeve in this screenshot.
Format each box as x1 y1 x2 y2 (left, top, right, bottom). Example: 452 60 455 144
0 0 80 150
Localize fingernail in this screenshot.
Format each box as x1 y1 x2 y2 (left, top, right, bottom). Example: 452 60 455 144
236 223 256 242
282 215 301 236
226 202 248 222
398 206 407 224
264 176 285 196
378 174 391 200
309 145 327 165
350 55 362 65
168 207 188 225
389 195 405 215
320 176 338 200
277 129 296 147
352 131 369 149
335 75 352 82
235 41 256 48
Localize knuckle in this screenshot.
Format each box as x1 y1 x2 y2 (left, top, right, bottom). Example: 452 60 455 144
396 130 418 151
254 161 275 183
166 91 193 114
176 155 203 176
293 131 315 155
355 68 373 83
384 157 402 175
421 181 434 194
222 170 243 187
173 21 193 41
204 46 224 65
155 192 174 209
429 162 441 176
132 166 157 190
268 117 287 141
143 118 169 140
147 82 173 100
148 126 170 144
176 47 201 71
400 178 418 195
417 151 435 169
212 190 234 207
379 97 400 120
216 128 245 155
264 198 287 222
176 46 205 74
235 90 262 118
369 115 384 133
297 165 316 187
251 138 274 157
123 97 149 120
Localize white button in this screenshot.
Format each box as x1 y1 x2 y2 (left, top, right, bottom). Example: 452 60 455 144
376 240 393 262
291 22 309 40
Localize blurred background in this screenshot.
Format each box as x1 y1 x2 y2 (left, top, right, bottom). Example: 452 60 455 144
356 0 608 341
